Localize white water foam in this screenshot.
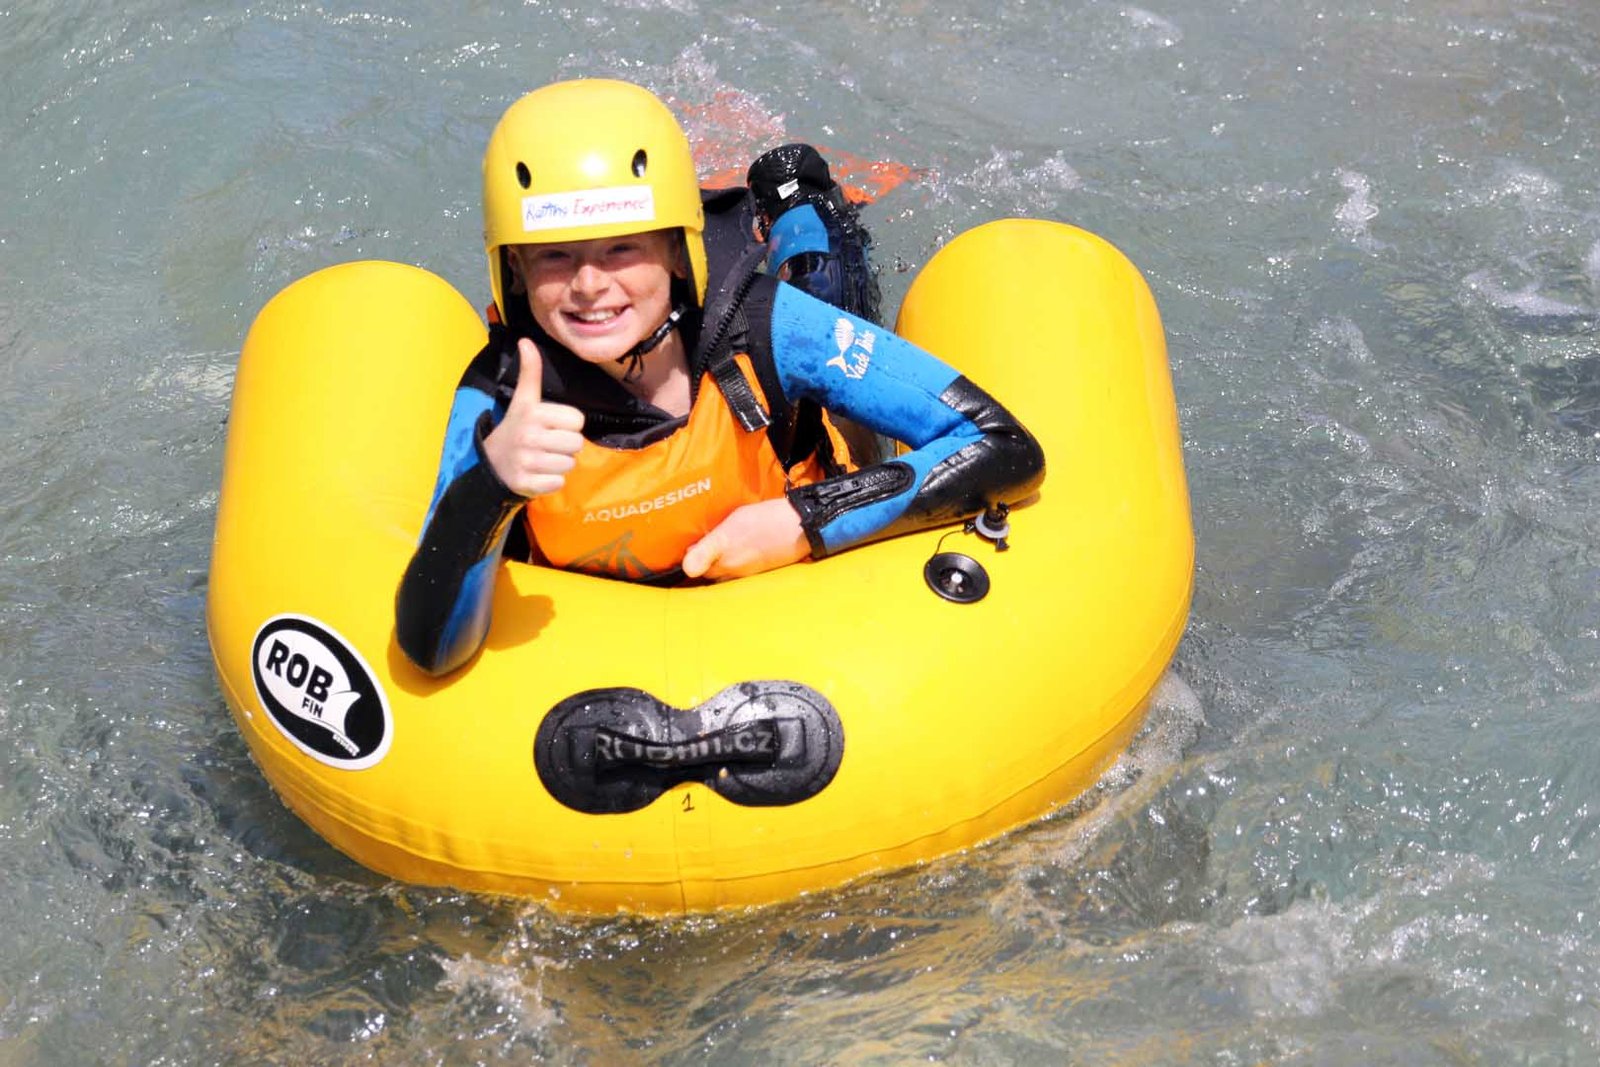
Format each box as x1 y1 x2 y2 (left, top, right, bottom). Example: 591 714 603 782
943 149 1082 215
1481 163 1562 210
996 671 1207 891
437 950 566 1040
1213 897 1361 1017
1334 169 1383 252
1463 269 1592 319
1122 7 1184 49
1313 315 1374 366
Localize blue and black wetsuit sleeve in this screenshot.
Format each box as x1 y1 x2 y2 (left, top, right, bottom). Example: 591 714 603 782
395 334 526 676
746 142 881 324
764 202 880 325
765 283 1046 556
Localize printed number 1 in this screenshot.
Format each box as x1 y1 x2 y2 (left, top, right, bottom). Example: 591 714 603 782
681 792 694 812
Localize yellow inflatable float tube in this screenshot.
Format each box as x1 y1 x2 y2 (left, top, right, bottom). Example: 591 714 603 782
207 219 1192 914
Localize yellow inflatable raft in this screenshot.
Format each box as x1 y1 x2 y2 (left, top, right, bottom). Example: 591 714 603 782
207 219 1192 914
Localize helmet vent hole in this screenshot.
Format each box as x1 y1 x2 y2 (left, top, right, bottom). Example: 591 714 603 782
631 149 648 178
516 162 531 189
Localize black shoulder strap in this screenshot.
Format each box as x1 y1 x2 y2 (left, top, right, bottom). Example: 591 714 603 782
463 323 518 406
720 276 815 467
732 277 798 445
707 343 770 433
696 243 774 433
700 186 760 289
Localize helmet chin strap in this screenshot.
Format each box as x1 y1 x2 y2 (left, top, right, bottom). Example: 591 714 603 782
616 304 686 382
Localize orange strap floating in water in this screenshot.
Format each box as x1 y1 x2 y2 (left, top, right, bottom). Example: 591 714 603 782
697 145 918 206
674 88 918 205
823 147 918 205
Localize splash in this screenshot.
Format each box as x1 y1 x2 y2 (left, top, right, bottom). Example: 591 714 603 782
655 48 917 204
982 672 1205 932
1025 672 1206 872
932 149 1081 217
1463 269 1592 320
1123 7 1184 48
1312 315 1374 365
1334 168 1382 251
672 85 790 183
1212 896 1363 1017
1485 163 1561 210
437 951 565 1041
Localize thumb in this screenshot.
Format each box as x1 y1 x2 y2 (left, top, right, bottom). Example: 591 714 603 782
681 529 722 579
511 337 543 410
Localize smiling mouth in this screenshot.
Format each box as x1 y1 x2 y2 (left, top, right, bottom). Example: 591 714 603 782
568 308 623 325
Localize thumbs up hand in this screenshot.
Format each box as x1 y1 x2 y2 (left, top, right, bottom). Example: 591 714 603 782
482 338 587 497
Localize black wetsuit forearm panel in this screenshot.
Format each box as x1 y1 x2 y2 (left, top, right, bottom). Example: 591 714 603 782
911 376 1047 518
788 376 1045 556
395 415 526 676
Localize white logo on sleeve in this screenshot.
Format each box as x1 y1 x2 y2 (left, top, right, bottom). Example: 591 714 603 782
828 318 874 380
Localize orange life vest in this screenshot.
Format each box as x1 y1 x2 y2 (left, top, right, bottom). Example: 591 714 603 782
523 352 853 581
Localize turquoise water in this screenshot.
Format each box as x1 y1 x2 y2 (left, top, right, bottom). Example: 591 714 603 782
4 0 1600 1062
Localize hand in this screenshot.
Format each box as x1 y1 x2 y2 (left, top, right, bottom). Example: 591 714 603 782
482 338 587 497
682 498 810 581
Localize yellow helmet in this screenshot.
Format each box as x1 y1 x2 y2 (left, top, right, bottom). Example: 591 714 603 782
482 79 707 321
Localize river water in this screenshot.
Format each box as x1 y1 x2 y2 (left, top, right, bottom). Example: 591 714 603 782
4 0 1599 1063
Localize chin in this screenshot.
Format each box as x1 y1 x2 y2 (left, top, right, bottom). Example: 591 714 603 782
566 341 635 365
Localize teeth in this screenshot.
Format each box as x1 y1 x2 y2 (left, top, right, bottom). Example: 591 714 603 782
573 309 619 323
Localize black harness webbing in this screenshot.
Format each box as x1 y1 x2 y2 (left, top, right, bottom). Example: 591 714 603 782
695 242 775 433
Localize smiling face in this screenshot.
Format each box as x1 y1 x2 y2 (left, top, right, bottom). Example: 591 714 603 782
507 229 684 367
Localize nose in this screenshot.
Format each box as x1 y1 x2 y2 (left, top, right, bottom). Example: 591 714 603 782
571 257 608 297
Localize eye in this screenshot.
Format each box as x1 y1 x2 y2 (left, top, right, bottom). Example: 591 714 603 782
631 149 647 177
525 247 572 270
516 162 531 189
605 239 648 264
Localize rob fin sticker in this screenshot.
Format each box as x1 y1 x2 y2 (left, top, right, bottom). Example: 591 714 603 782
250 614 392 769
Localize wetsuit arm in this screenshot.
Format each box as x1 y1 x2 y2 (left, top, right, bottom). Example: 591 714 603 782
764 204 826 260
767 284 1045 556
746 142 880 323
764 202 879 323
394 346 525 676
